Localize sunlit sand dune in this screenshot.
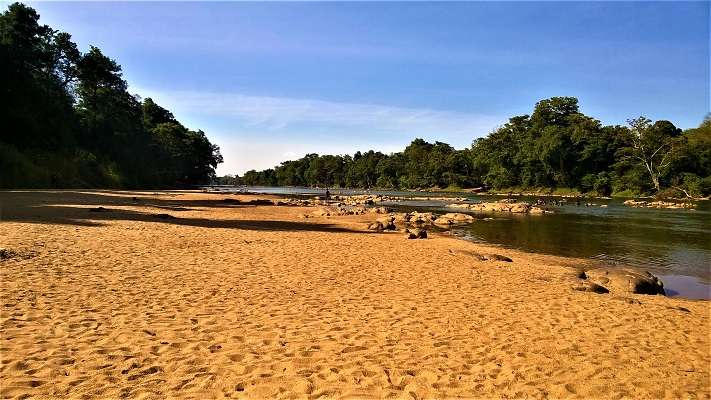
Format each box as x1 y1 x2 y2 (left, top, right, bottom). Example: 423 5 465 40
1 191 708 399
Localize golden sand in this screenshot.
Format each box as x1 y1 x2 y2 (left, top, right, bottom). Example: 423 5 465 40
1 190 709 399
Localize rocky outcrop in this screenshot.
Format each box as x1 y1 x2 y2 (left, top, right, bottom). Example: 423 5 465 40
623 199 694 209
433 213 476 226
447 201 551 214
574 268 665 296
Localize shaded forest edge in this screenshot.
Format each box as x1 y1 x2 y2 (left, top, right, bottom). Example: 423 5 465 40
228 98 710 199
1 3 222 189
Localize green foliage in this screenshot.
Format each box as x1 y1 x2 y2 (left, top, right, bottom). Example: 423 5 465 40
0 3 222 188
242 100 709 197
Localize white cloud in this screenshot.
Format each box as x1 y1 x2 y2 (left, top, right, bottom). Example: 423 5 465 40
214 138 405 176
131 86 506 175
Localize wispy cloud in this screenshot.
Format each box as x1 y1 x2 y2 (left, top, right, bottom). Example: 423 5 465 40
135 88 503 139
131 87 506 174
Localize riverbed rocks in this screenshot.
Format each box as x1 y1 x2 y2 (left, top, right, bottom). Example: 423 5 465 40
447 201 551 214
405 228 427 239
373 216 396 231
409 212 436 224
273 198 313 207
623 199 694 209
434 212 476 226
574 267 665 296
332 194 392 205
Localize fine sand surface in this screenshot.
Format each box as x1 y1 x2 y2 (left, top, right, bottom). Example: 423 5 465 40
1 190 709 399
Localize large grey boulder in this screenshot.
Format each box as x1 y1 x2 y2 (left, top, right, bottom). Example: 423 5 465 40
577 268 665 295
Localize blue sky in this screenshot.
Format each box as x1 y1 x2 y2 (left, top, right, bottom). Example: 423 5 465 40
15 1 711 175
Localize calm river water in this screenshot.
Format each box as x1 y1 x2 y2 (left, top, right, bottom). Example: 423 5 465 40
219 186 711 299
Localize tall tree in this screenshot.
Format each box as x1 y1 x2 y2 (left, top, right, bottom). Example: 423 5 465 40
623 117 682 192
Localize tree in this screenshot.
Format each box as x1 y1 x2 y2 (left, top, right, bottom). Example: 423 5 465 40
624 117 682 192
1 3 222 188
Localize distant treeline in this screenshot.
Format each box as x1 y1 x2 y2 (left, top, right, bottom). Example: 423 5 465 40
225 97 710 198
0 3 222 188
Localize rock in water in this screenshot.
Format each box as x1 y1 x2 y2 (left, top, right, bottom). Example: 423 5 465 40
440 213 474 222
433 217 454 227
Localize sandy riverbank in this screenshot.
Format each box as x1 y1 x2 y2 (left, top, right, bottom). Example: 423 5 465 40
1 190 709 399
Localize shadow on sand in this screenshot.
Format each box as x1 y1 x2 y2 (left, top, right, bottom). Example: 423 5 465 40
0 190 364 234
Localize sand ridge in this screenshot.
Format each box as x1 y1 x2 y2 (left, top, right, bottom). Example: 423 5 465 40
0 190 709 399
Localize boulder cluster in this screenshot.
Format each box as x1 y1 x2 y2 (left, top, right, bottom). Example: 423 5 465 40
448 201 550 214
623 199 695 210
304 205 389 218
433 213 475 226
331 194 394 205
363 210 481 239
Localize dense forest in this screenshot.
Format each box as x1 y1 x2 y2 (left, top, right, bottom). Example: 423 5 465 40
233 97 711 198
0 3 222 188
